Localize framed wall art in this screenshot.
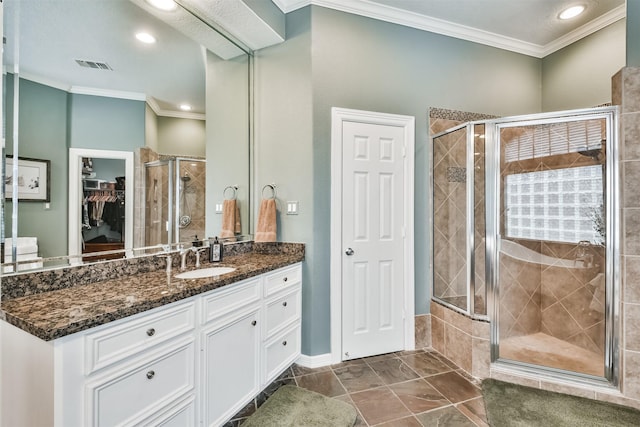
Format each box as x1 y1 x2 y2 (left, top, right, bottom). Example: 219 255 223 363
5 156 51 202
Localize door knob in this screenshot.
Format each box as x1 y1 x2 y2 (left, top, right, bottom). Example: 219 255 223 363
345 248 354 256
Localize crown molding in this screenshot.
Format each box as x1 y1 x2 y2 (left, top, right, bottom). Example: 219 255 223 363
542 4 626 57
15 72 203 119
17 72 71 92
273 0 626 59
69 86 147 101
146 96 206 121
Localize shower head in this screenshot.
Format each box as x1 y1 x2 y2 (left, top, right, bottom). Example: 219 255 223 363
578 139 606 161
577 148 602 160
180 175 191 182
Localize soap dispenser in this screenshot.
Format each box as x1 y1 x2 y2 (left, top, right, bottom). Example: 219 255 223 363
192 235 203 248
210 237 223 262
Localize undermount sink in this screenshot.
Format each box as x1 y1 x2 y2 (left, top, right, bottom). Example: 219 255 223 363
174 266 236 280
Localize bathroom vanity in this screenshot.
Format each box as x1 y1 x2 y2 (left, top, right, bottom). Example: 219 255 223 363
0 244 303 427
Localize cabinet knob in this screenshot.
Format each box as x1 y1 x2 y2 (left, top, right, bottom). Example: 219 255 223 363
146 370 155 380
283 277 288 282
251 320 257 326
146 328 156 337
282 301 288 307
282 340 287 346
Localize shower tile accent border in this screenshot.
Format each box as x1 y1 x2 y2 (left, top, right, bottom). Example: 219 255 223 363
428 107 498 123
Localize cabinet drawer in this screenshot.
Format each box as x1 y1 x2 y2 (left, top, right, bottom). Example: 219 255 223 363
264 264 301 297
143 395 195 427
202 277 261 324
85 301 195 374
264 324 301 384
265 289 301 338
88 339 195 427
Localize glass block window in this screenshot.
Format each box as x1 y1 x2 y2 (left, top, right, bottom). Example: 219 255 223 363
505 165 603 243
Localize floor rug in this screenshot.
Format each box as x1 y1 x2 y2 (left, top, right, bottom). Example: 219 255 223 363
482 379 640 426
241 385 357 427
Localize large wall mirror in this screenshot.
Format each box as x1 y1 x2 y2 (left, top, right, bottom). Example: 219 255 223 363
1 0 253 274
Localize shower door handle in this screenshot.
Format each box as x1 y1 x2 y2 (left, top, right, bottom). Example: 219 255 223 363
345 248 354 256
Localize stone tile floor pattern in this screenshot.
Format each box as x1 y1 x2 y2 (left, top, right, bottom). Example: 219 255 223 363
231 349 489 426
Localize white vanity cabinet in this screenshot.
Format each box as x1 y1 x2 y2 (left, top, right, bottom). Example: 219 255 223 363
201 277 262 427
0 263 302 427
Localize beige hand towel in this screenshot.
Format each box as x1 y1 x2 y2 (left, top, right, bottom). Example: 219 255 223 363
255 199 277 242
220 199 240 238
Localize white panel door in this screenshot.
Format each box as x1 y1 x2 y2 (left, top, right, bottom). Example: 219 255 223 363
342 121 405 360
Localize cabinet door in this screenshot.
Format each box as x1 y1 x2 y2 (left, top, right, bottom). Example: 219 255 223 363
202 308 260 427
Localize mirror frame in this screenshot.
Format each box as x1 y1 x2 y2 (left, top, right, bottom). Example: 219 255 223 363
68 148 134 260
1 0 255 274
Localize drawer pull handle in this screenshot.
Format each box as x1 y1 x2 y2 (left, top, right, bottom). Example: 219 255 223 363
283 277 288 282
282 340 288 346
282 301 288 307
146 328 156 337
146 370 155 380
251 320 257 326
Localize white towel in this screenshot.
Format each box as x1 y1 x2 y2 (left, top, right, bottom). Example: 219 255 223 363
255 199 277 242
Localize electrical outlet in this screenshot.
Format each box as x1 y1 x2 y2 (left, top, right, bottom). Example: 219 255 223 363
286 201 299 215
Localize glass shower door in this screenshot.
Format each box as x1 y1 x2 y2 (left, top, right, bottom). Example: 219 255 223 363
432 125 469 312
490 108 618 383
144 161 173 247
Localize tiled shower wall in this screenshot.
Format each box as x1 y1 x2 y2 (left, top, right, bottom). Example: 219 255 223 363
615 66 640 406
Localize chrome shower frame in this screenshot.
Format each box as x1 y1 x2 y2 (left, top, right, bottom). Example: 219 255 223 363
431 106 620 388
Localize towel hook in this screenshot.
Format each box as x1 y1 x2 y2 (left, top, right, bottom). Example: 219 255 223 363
261 183 277 200
223 185 238 200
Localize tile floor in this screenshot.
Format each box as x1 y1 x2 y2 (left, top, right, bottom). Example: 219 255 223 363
229 349 489 426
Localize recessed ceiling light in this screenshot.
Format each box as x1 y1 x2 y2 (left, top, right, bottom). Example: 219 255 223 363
179 104 192 111
135 32 156 44
559 5 585 20
145 0 177 11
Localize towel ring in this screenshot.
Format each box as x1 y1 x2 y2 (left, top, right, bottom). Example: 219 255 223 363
261 184 276 200
223 185 238 200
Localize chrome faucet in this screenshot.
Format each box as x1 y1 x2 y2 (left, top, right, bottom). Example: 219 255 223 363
191 246 207 268
179 245 189 271
156 245 175 273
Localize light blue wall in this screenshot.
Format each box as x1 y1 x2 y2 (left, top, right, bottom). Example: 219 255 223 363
205 50 251 238
4 83 145 258
68 94 145 151
4 78 69 258
255 6 542 356
542 19 625 111
157 116 205 158
255 7 313 353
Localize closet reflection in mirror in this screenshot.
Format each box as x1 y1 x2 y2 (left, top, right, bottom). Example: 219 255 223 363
1 0 252 273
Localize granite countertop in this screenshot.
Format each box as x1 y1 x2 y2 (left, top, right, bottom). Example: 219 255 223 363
1 251 303 341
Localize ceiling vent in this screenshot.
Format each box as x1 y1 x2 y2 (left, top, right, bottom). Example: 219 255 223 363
75 59 113 70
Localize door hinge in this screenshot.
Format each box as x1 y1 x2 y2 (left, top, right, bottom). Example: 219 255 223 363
402 226 406 238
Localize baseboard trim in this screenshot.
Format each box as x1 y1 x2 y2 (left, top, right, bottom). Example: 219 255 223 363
296 353 333 368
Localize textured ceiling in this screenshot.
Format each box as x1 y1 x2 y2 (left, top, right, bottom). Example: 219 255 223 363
367 0 625 46
4 0 627 116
